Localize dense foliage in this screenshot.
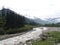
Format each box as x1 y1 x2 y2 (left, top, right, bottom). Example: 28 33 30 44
1 8 26 29
0 8 36 34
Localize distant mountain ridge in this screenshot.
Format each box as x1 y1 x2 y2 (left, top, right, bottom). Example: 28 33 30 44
0 8 60 25
28 17 60 24
0 8 38 26
46 17 60 23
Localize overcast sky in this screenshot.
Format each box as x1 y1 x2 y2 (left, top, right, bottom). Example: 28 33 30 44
0 0 60 19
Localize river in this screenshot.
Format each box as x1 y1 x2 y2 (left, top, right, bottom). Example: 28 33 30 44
0 27 47 45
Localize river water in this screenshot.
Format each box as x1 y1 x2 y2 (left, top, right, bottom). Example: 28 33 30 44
0 27 47 45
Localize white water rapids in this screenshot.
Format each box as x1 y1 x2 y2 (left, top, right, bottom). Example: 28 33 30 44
0 27 47 45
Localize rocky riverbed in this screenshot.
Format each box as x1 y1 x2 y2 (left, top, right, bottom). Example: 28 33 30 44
0 27 60 45
0 27 48 45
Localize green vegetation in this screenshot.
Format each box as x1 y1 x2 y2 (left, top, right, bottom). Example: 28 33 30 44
0 16 36 35
0 16 5 27
0 8 37 35
32 31 60 45
44 23 60 27
0 24 35 35
32 40 54 45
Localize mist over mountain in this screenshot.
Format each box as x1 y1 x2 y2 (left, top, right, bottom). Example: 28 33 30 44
0 8 60 25
27 16 60 24
46 17 60 23
0 8 38 28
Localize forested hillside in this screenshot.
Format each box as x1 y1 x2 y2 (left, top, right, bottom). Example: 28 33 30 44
0 8 37 35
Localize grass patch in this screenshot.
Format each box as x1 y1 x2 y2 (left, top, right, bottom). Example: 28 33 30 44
32 40 54 45
32 31 60 45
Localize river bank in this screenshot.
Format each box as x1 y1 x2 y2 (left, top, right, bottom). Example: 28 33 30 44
32 27 60 45
0 27 47 45
0 25 37 40
0 27 60 45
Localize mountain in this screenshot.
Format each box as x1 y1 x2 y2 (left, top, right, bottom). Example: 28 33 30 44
1 8 60 25
0 10 2 16
33 17 48 24
46 17 60 24
28 17 60 24
0 8 27 29
0 8 38 27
